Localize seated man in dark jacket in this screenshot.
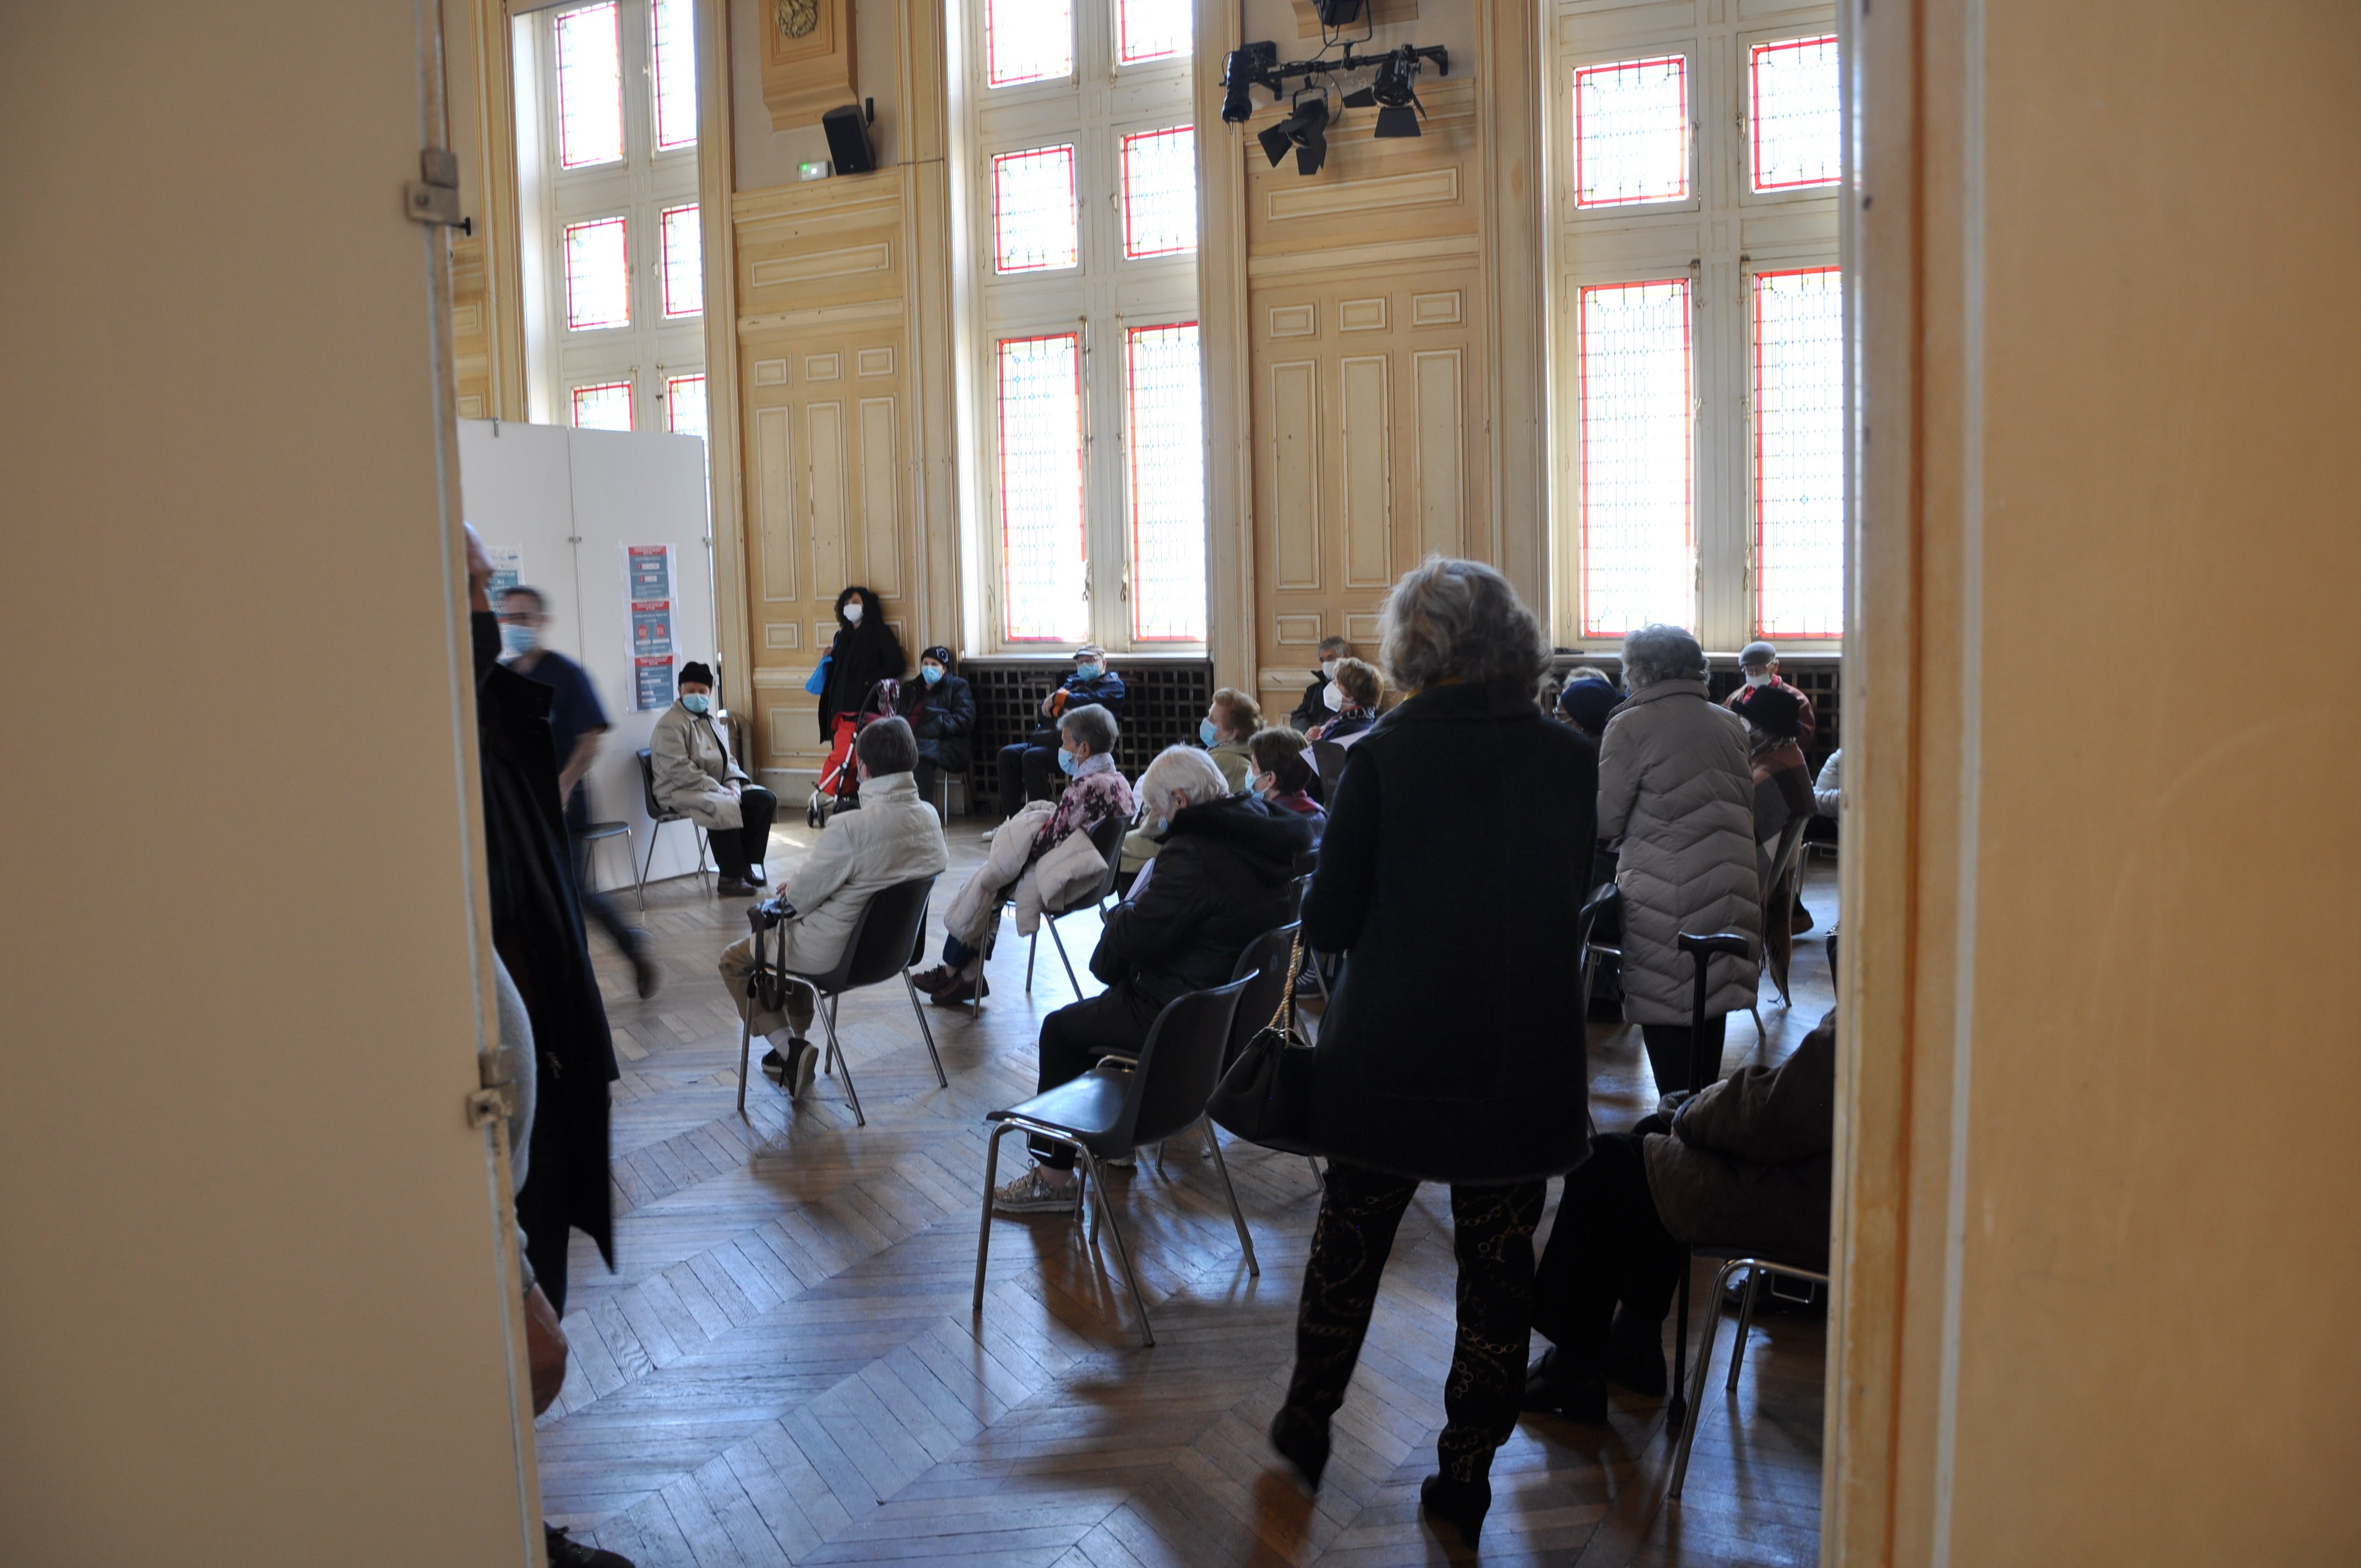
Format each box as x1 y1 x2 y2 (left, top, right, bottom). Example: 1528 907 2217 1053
996 643 1127 822
905 644 976 806
1521 1009 1836 1422
992 746 1313 1213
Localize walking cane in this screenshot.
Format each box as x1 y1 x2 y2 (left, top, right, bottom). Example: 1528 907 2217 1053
1667 929 1750 1427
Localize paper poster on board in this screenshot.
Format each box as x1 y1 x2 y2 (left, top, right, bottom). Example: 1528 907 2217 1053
627 545 672 602
485 545 521 603
635 656 676 712
630 603 673 657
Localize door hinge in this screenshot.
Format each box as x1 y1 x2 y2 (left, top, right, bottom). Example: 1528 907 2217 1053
406 147 474 235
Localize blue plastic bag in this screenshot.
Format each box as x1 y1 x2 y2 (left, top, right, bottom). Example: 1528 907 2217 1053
803 654 832 695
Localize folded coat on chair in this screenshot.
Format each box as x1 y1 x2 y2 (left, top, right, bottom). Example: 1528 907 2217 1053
942 801 1054 947
1014 825 1107 933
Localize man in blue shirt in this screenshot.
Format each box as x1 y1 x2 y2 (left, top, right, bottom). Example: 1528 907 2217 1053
499 586 659 998
996 643 1126 822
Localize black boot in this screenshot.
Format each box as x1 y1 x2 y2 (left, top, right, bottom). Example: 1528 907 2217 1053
1521 1347 1609 1422
1606 1309 1669 1396
1269 1406 1330 1490
1419 1473 1492 1548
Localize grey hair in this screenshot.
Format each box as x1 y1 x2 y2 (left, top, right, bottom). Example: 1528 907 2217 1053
853 715 918 776
1377 556 1551 695
1619 624 1707 690
1136 745 1230 816
1058 701 1119 756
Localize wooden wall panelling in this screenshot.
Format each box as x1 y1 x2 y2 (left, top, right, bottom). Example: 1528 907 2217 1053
1269 359 1323 591
1340 354 1393 587
1413 347 1466 560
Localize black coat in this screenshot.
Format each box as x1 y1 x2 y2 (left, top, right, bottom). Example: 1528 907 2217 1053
906 672 977 774
817 588 906 739
471 612 617 1267
1288 671 1326 731
1301 680 1598 1184
1090 794 1313 1011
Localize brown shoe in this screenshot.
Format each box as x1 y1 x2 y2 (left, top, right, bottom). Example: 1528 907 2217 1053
930 973 990 1006
716 876 760 897
909 964 959 995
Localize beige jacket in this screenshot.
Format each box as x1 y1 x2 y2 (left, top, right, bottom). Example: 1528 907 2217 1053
768 772 949 973
649 701 750 830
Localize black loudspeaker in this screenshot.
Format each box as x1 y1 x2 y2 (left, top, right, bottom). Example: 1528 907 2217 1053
822 103 875 175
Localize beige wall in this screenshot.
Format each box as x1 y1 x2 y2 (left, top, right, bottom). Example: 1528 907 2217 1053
0 3 536 1564
1833 1 2361 1562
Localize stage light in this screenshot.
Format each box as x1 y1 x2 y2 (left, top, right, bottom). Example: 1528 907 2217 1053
1314 0 1364 24
1370 46 1426 137
1220 42 1277 124
1259 95 1331 176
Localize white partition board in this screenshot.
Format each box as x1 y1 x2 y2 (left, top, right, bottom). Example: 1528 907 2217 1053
459 419 717 894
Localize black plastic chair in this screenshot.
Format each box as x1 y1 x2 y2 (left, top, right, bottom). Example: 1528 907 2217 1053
1666 928 1753 1427
971 974 1258 1347
635 749 710 910
733 874 945 1126
1226 922 1302 1070
1310 737 1350 787
1026 812 1130 997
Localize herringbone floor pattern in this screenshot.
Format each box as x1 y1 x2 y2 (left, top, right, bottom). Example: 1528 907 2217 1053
542 819 1832 1566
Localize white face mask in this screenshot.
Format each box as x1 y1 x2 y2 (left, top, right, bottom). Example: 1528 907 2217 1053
1324 681 1346 712
1320 659 1339 680
842 601 864 624
1743 669 1772 688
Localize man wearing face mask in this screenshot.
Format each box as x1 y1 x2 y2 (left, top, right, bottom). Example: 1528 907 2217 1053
1290 636 1356 732
1723 641 1816 748
904 645 976 809
497 586 659 998
995 643 1127 824
649 662 778 895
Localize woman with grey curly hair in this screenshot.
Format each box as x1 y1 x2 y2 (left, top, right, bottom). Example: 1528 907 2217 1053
1596 623 1761 1097
1270 556 1598 1548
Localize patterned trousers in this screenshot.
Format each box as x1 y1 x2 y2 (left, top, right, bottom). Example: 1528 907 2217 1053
1282 1161 1546 1483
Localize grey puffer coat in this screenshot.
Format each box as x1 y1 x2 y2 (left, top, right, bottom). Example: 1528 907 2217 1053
1597 678 1761 1023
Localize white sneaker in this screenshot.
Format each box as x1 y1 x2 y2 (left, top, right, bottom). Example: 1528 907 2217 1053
1099 1150 1136 1169
993 1166 1080 1215
791 1039 818 1099
980 824 999 843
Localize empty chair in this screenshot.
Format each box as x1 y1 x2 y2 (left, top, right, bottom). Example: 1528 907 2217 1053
1027 810 1130 997
576 816 634 902
1310 737 1350 788
1666 1253 1831 1500
635 748 710 910
733 874 945 1125
972 975 1257 1346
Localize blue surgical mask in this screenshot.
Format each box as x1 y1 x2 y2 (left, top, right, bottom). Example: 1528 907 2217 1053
1075 663 1101 681
1155 816 1169 833
1057 748 1079 776
921 664 944 685
1199 717 1219 747
499 622 537 656
681 693 710 714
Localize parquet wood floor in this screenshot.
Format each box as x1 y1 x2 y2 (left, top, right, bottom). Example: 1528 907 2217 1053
545 818 1835 1566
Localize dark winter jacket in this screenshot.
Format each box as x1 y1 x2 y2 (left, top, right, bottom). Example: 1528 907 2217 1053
1644 1008 1835 1270
1045 667 1127 726
471 611 617 1266
1301 680 1599 1184
1288 670 1327 731
907 672 977 774
817 586 906 740
1089 793 1313 1011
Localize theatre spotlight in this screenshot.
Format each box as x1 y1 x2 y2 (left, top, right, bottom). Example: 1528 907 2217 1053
1314 0 1365 24
1258 94 1331 176
1220 41 1278 124
1342 44 1448 138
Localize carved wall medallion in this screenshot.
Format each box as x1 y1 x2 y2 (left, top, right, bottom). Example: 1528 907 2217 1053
763 0 854 129
776 0 818 40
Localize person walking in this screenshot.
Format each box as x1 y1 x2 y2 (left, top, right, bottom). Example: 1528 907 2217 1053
1270 557 1598 1550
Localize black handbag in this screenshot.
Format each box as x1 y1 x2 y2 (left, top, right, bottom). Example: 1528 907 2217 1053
1208 937 1321 1153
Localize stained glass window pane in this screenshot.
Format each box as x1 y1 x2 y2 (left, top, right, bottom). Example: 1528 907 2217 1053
1751 35 1841 191
651 0 699 151
1120 127 1196 259
986 0 1073 88
1125 324 1205 641
1753 268 1844 638
563 216 630 330
553 3 623 168
572 381 634 431
1572 55 1688 208
665 373 707 440
660 204 702 318
992 144 1079 273
1579 279 1694 636
1118 0 1192 64
997 334 1088 643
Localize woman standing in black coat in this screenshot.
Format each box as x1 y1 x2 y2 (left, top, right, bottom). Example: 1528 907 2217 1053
905 644 976 804
817 584 907 741
1271 557 1598 1549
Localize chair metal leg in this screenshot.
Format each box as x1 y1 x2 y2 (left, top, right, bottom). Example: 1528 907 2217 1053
1751 1006 1768 1048
904 972 949 1088
1201 1120 1259 1278
818 991 864 1126
637 819 662 910
972 1123 1015 1314
1049 916 1081 997
1078 1148 1154 1347
735 1003 754 1115
1728 1266 1762 1392
1669 1258 1750 1500
1670 1255 1693 1427
1026 929 1038 992
695 827 712 891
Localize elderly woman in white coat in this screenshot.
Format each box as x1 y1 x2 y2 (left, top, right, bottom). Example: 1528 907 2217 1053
1597 624 1761 1097
648 662 779 896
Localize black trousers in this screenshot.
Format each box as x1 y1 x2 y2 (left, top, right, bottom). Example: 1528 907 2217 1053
997 729 1062 821
566 816 638 957
514 1134 574 1317
1530 1134 1687 1378
1283 1162 1546 1485
1030 983 1161 1167
706 785 777 879
913 757 940 810
1641 1015 1728 1099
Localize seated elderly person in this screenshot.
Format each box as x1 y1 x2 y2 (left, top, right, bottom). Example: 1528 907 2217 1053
1119 687 1261 887
716 718 948 1097
1290 636 1357 731
1305 656 1383 748
1734 683 1814 872
1522 1009 1836 1423
1244 727 1326 842
650 661 776 896
1555 666 1622 743
992 746 1315 1213
995 644 1127 823
913 703 1134 1006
